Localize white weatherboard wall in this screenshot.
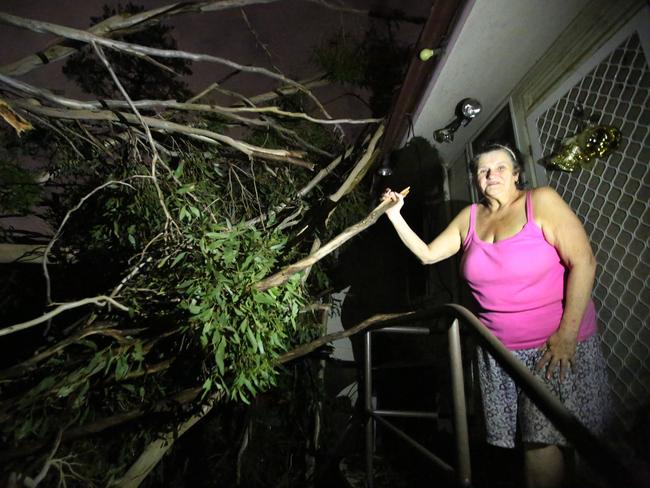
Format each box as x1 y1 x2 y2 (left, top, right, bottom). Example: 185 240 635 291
410 0 648 436
411 0 590 166
325 286 354 362
527 9 650 428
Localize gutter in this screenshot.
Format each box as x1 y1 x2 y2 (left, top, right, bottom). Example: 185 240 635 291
380 0 468 155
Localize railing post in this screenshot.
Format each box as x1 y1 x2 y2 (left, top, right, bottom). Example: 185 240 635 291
448 318 471 487
364 331 374 488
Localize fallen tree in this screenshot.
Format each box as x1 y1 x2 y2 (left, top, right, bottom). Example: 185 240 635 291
0 5 415 487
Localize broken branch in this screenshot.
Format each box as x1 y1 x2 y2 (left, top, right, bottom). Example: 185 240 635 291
253 186 410 291
0 296 130 337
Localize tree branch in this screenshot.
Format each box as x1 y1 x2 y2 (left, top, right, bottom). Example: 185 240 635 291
91 42 175 231
240 7 282 73
111 392 221 488
243 146 352 227
0 11 338 124
328 124 384 203
252 186 409 291
0 1 283 76
306 0 427 24
277 310 416 364
0 73 378 125
0 296 130 337
245 73 330 106
28 429 63 487
9 99 315 169
41 177 152 306
0 387 203 464
0 323 125 380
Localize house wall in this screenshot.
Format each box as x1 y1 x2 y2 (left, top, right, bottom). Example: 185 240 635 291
441 0 647 431
520 8 649 429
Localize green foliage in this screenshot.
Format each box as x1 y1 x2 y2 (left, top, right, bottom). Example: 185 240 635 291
0 5 378 485
154 358 328 487
0 127 336 484
152 222 315 404
0 127 55 215
313 26 411 115
0 160 41 214
313 31 366 85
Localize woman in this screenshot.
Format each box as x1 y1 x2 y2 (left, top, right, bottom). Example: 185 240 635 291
382 143 609 488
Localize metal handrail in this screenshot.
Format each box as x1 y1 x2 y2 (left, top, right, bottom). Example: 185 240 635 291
362 303 642 488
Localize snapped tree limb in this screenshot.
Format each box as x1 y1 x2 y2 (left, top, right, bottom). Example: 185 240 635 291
0 97 32 134
328 124 384 203
110 392 221 488
0 73 380 126
253 186 409 291
9 99 315 169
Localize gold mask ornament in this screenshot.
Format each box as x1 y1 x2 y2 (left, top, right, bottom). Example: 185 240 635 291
546 124 621 172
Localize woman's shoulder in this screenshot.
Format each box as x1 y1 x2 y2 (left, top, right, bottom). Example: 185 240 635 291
450 204 473 237
530 186 561 200
454 204 473 223
530 186 565 212
529 186 574 225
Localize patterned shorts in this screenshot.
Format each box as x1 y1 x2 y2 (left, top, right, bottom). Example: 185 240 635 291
477 334 611 448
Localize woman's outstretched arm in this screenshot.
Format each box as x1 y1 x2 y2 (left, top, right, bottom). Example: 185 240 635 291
383 189 469 265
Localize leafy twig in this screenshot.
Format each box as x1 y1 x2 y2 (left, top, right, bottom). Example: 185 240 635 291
42 177 151 306
92 41 176 233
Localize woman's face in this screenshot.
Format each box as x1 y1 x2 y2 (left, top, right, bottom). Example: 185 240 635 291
475 149 519 197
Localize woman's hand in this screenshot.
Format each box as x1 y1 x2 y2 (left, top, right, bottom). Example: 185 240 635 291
536 328 578 381
382 188 404 219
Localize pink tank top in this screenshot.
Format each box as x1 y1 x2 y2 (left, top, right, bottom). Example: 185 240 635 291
460 191 596 350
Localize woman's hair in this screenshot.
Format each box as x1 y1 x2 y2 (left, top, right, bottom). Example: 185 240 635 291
470 142 526 189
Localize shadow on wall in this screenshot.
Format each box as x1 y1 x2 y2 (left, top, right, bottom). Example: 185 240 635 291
328 138 475 485
333 136 476 370
334 137 447 356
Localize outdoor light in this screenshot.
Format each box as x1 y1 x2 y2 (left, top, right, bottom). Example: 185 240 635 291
433 98 482 143
375 155 393 176
419 48 442 61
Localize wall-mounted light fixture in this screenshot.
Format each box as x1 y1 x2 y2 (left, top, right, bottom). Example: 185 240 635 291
376 166 393 176
433 98 482 143
376 155 393 176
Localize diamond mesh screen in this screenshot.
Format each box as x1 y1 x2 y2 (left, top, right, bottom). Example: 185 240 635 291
534 33 649 428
